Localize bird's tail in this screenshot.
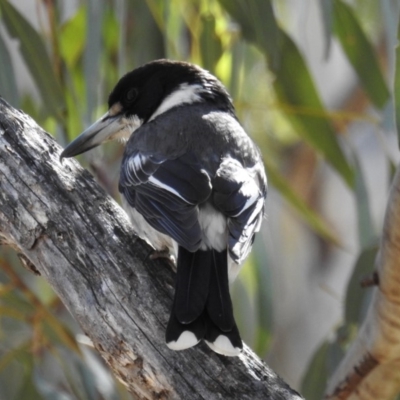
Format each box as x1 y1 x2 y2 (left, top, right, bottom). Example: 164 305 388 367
166 246 242 356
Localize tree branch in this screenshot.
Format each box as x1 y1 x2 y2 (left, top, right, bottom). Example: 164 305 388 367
0 97 302 400
326 165 400 399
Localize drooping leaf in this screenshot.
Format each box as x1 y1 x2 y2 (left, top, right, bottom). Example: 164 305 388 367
0 341 30 374
64 90 83 142
33 366 74 400
345 245 378 325
130 0 165 63
59 5 86 68
265 159 341 245
333 0 390 109
0 0 65 118
272 30 354 188
0 305 25 320
42 318 81 355
200 14 223 72
219 0 355 187
327 336 345 377
0 286 36 315
17 366 45 400
232 276 256 348
319 0 333 59
354 153 376 248
252 237 273 355
218 0 280 70
102 8 119 55
0 30 18 107
83 0 104 123
301 341 329 400
394 16 400 147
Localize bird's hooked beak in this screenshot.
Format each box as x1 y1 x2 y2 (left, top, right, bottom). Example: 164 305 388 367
60 102 133 160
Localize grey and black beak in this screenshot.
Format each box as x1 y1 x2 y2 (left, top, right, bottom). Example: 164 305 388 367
60 103 126 160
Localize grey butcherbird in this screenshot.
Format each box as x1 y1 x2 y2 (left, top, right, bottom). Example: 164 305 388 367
60 59 267 357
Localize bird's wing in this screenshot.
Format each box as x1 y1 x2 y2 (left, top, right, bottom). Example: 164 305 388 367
119 151 212 251
212 158 267 264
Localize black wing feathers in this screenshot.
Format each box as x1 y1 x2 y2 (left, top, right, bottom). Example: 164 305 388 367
119 152 212 251
213 158 266 264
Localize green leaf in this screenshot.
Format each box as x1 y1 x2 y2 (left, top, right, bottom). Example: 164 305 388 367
65 90 83 142
0 305 25 320
200 14 223 72
103 7 120 55
42 318 81 355
345 245 378 324
17 366 44 400
33 368 72 400
218 0 280 69
59 5 86 68
232 277 256 348
301 341 329 400
354 154 376 248
394 18 400 147
252 237 273 355
265 159 342 245
319 0 333 59
0 287 36 315
84 0 105 122
272 30 354 188
0 30 18 107
0 0 65 118
333 0 390 109
219 0 354 187
0 341 30 373
327 337 345 376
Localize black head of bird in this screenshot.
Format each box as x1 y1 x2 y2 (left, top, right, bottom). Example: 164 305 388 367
61 59 267 357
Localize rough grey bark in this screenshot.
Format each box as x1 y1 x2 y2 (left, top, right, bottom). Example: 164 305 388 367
0 97 302 400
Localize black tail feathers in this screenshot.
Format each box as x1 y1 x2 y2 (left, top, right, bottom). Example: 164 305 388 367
166 247 242 356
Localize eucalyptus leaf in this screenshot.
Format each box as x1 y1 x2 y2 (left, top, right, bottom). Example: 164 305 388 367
42 319 81 354
129 0 165 64
0 30 18 107
265 159 341 245
301 341 329 400
232 266 256 348
319 0 333 59
327 338 345 377
34 365 73 400
0 0 64 118
59 5 86 68
272 30 354 188
219 0 354 187
1 287 36 315
395 16 400 147
345 246 378 324
17 372 45 400
333 0 390 109
84 0 104 123
218 0 280 70
200 14 223 72
354 153 376 248
0 341 30 374
252 236 273 355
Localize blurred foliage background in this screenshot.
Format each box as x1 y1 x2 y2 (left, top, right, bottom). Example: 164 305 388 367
0 0 398 398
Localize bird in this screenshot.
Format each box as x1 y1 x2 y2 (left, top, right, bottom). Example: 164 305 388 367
60 59 267 357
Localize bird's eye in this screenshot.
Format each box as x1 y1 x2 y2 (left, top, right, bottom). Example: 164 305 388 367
125 88 138 103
